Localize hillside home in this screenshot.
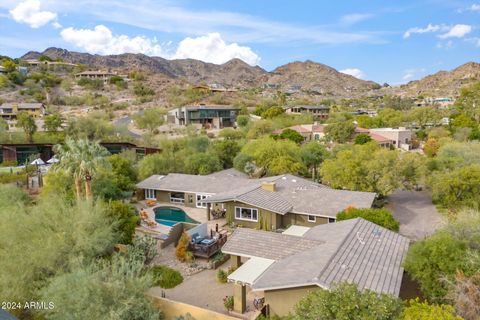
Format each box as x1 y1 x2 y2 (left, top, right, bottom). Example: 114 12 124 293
136 169 376 229
167 105 239 129
273 124 325 142
284 105 330 120
223 219 409 315
0 103 45 120
74 70 116 82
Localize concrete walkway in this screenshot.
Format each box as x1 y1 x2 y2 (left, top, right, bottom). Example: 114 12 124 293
149 261 262 318
386 189 443 241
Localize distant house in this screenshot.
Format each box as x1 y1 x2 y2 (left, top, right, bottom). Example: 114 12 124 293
0 142 158 165
284 105 330 120
355 127 412 150
0 66 6 74
222 218 409 315
191 84 237 93
74 70 116 82
136 169 376 228
284 85 302 95
0 103 45 120
263 83 280 90
272 124 325 142
369 127 412 150
166 104 240 128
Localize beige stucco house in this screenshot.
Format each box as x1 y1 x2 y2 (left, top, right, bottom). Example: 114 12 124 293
136 169 376 230
222 219 410 316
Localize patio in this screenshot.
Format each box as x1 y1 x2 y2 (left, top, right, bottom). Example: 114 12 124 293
149 257 264 319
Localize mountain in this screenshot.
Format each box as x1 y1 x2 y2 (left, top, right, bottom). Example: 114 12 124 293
21 48 380 97
21 48 267 87
266 60 380 96
388 62 480 97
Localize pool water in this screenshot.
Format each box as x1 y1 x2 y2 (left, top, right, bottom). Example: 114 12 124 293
154 206 199 227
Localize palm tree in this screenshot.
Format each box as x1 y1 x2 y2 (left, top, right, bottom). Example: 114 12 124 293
53 138 110 201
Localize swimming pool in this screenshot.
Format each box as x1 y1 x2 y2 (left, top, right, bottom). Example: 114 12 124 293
154 206 199 227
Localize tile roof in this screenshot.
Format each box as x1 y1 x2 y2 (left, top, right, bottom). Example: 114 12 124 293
223 218 409 296
222 227 322 260
137 171 376 218
206 174 375 217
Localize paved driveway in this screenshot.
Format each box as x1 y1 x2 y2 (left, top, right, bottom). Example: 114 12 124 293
386 190 443 241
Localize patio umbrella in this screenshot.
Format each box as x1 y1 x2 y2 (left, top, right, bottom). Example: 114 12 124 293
46 156 59 164
30 158 45 165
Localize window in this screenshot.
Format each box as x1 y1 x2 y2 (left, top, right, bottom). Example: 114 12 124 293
170 192 185 204
328 218 336 223
145 189 156 200
308 215 316 222
235 207 258 222
196 194 211 208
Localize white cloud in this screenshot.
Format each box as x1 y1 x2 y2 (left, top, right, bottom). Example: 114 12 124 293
60 25 166 56
339 13 373 26
468 4 480 11
1 0 382 45
340 68 364 79
9 0 57 28
172 33 260 65
402 68 426 81
60 26 260 65
403 24 442 38
438 24 472 39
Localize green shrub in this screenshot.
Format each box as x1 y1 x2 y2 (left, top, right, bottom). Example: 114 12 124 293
149 265 183 289
337 207 400 231
1 160 18 167
217 269 228 283
401 298 462 320
223 296 234 311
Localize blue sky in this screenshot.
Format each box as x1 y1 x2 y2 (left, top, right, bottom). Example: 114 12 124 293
1 0 479 84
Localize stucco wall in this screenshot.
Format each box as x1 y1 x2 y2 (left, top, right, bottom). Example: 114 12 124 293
150 296 237 320
223 201 280 230
155 190 171 203
282 213 329 227
265 285 317 317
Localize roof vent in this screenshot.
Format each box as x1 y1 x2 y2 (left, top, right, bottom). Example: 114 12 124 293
261 181 276 192
291 179 297 183
282 176 287 180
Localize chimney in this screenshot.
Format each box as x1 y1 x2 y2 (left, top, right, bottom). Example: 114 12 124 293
261 181 276 192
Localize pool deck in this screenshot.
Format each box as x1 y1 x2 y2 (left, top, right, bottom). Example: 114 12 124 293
135 201 227 236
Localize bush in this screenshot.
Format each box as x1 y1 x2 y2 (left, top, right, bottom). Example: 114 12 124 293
175 232 190 262
150 265 183 289
1 160 18 167
401 298 462 320
217 269 228 283
291 282 403 320
223 296 234 311
337 207 400 231
104 201 139 244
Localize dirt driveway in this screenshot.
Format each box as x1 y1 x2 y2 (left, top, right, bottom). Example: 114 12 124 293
386 189 443 241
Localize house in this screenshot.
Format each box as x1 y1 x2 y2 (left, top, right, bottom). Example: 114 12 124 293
272 124 326 142
166 104 240 129
0 142 158 165
222 218 410 316
74 70 116 82
284 85 302 95
354 127 412 150
136 169 376 228
284 105 330 120
0 103 45 120
369 127 412 150
0 66 6 74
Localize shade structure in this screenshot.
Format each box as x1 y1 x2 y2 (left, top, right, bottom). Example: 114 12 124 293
46 156 59 164
30 158 45 165
227 257 275 286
